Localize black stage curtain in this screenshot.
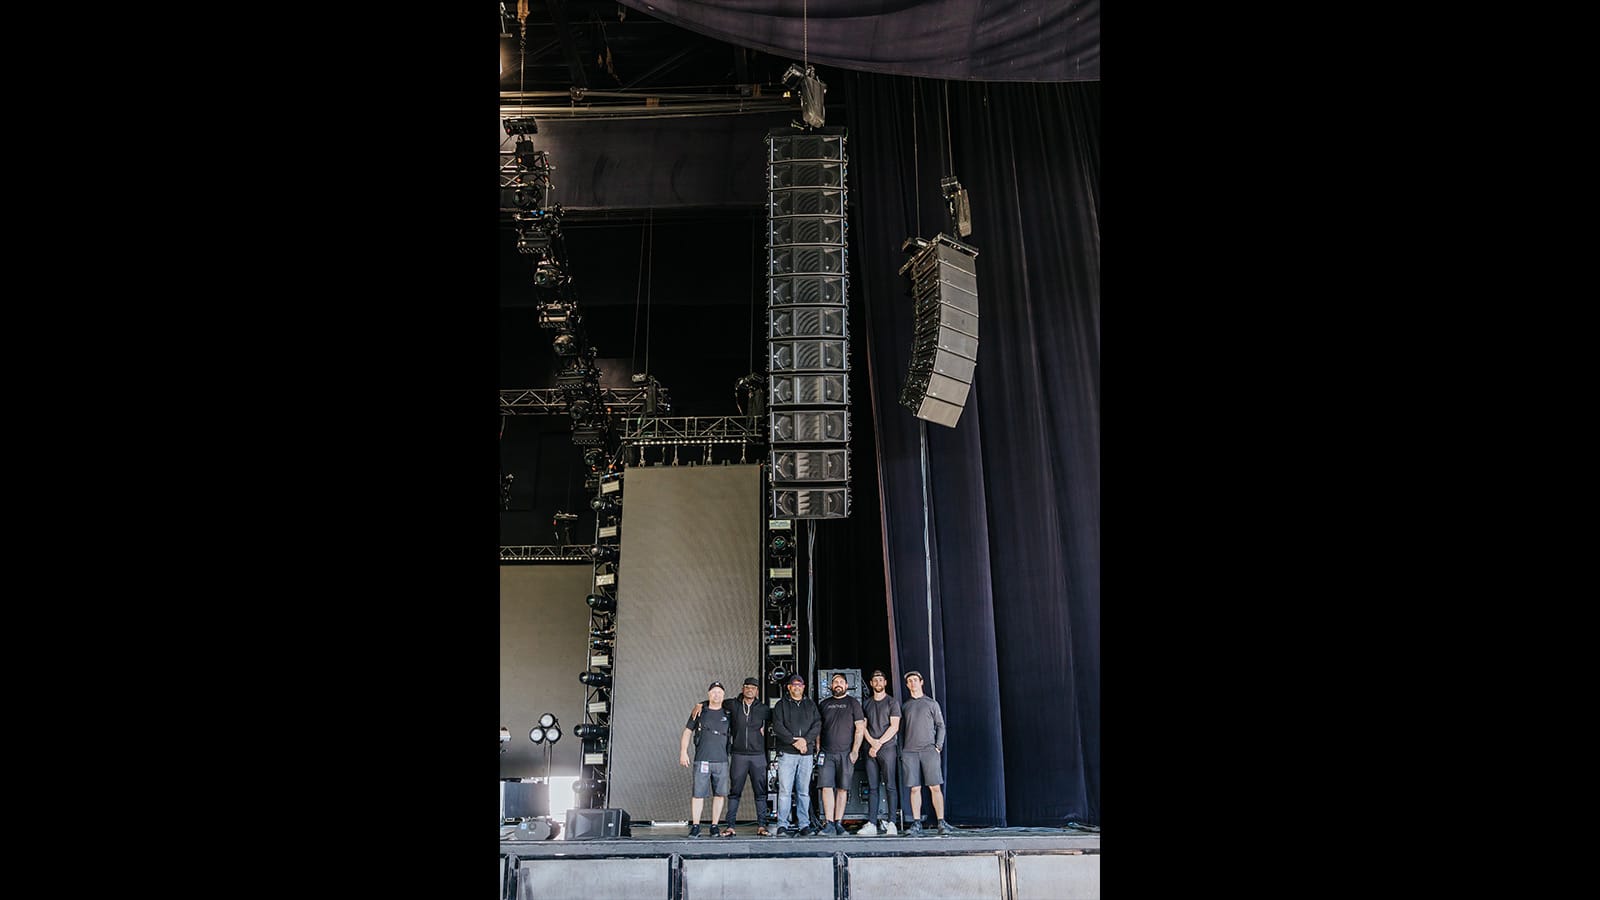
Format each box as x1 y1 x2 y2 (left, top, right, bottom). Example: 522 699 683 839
843 73 1100 827
618 0 1099 82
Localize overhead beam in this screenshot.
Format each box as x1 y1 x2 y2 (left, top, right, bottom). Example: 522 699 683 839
542 0 590 90
622 45 699 90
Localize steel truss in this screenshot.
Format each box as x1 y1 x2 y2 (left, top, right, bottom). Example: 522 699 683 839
500 387 661 416
618 415 763 444
499 545 592 562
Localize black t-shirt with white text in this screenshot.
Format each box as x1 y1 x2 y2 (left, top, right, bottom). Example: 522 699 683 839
817 694 865 753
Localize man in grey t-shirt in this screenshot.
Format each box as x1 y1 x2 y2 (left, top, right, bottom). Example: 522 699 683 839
899 671 955 836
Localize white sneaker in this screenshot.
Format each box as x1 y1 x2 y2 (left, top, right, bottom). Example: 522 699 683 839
882 821 898 835
857 821 878 836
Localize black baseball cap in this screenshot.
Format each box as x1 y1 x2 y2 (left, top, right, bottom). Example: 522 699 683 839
708 681 725 690
904 670 923 681
787 674 806 685
743 677 761 687
869 670 887 680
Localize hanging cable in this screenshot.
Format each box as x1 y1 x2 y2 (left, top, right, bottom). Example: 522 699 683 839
919 420 935 700
645 208 654 376
749 212 757 374
943 81 954 178
803 0 809 70
631 221 647 372
912 80 920 232
807 519 817 689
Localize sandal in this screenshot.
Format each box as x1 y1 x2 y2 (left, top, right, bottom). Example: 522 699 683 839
757 825 771 836
720 826 736 837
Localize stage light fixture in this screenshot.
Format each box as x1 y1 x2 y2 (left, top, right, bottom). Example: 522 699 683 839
769 665 788 683
579 671 611 687
769 583 791 603
770 533 794 555
573 724 608 739
504 116 539 136
539 713 557 729
544 724 561 744
586 594 615 612
588 545 618 562
591 494 620 512
529 726 545 744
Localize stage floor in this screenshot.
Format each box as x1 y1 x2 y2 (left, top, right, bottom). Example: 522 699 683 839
501 820 1100 855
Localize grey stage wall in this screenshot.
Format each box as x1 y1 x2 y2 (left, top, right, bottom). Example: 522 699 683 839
606 464 762 821
501 565 595 778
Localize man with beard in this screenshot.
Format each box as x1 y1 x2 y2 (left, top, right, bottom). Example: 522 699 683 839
815 672 866 835
689 676 772 836
899 671 955 835
856 669 901 835
770 673 821 835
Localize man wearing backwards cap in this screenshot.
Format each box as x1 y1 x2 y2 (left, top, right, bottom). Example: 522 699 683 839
679 681 733 837
857 669 902 836
770 673 822 835
690 677 772 835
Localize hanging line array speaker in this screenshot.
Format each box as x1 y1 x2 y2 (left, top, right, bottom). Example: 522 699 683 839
898 235 979 428
766 127 852 519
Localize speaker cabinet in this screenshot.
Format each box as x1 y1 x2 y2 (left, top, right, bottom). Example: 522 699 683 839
899 235 979 427
565 807 632 839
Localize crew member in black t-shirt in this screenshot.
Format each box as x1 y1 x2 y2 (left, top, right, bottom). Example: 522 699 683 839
679 681 733 837
816 672 866 835
689 676 772 835
858 669 902 835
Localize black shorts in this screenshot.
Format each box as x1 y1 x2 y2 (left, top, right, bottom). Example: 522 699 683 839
818 750 854 788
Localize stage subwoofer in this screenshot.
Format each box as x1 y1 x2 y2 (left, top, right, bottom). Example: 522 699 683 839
899 235 979 428
565 807 632 839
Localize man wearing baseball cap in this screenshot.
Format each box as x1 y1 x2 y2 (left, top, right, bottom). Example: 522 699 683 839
900 670 955 835
857 669 902 835
770 673 821 835
679 681 733 837
690 676 773 835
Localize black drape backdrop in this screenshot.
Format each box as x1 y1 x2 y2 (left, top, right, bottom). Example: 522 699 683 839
844 73 1100 826
618 0 1099 82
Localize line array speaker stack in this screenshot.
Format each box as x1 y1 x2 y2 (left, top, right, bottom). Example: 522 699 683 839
898 235 979 428
766 127 852 519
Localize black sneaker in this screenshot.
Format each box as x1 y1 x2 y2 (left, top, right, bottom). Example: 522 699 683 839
688 824 702 838
937 819 957 836
799 825 816 836
906 821 924 836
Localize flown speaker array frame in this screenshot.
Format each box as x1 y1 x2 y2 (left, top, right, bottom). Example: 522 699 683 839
576 472 623 809
766 128 852 519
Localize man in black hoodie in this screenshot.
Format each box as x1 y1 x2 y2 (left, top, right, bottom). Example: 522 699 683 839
769 673 821 835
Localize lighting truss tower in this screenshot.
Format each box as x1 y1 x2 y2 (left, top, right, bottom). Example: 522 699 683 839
765 127 852 519
578 471 623 809
505 116 615 466
763 518 798 694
